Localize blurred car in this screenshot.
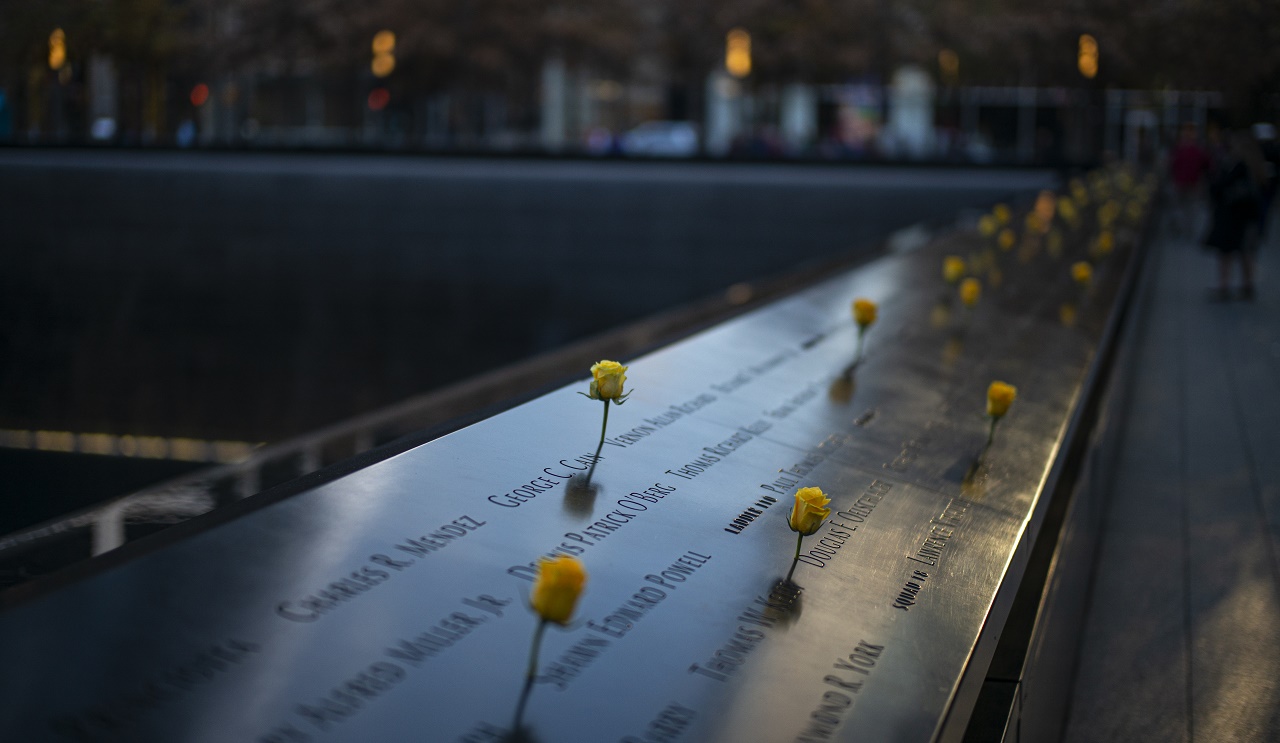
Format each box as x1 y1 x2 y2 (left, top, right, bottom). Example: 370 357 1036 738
620 121 699 158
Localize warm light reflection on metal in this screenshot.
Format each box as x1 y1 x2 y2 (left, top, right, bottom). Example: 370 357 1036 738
48 28 66 71
725 28 751 78
1034 190 1057 226
1078 34 1098 79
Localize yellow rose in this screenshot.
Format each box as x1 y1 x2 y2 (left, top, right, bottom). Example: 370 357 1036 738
589 360 628 401
1098 201 1120 227
1057 197 1078 223
1071 261 1092 285
1096 230 1114 254
993 203 1011 225
788 486 831 536
997 229 1016 251
959 277 981 307
943 256 967 284
852 298 877 329
1046 229 1064 258
987 381 1017 419
531 556 587 625
1070 179 1088 204
930 302 951 329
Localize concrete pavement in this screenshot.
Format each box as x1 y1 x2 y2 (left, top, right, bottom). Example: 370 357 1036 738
1064 215 1280 741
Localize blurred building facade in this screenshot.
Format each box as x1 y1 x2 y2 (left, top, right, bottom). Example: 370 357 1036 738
0 0 1274 162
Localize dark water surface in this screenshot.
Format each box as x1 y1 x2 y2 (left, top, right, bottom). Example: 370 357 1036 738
0 152 1054 444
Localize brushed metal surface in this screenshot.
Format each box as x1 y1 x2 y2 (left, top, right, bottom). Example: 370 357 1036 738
0 199 1139 743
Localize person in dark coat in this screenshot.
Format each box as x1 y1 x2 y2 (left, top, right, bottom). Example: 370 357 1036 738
1204 130 1265 300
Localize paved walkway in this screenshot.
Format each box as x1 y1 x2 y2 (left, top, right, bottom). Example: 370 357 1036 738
1064 217 1280 741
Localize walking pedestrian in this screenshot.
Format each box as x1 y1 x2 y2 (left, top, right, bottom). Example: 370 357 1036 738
1203 130 1266 300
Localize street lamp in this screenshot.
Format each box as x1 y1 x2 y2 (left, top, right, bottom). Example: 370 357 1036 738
372 30 396 78
1078 34 1098 79
48 28 66 71
725 28 751 79
938 48 959 85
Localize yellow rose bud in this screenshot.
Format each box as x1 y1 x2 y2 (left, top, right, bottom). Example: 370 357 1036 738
959 277 981 308
993 203 1012 225
589 360 628 401
1096 230 1114 254
943 256 967 284
1070 179 1088 205
978 215 998 237
1046 229 1064 258
1057 198 1078 223
788 486 831 536
1071 261 1092 285
987 381 1017 419
852 298 877 329
531 556 587 625
997 228 1016 251
930 302 951 329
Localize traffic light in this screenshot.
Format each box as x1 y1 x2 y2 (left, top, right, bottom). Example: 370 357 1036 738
48 28 66 71
1077 34 1098 79
725 28 751 79
372 30 395 78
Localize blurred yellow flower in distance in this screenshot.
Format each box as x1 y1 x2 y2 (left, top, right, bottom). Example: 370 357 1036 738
1072 261 1093 285
944 256 967 284
987 381 1017 419
960 278 981 308
853 298 877 329
1059 303 1078 328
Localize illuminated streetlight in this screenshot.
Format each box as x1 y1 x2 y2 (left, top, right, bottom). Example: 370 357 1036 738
48 28 66 71
372 30 396 78
725 28 751 79
938 48 959 84
1078 34 1098 79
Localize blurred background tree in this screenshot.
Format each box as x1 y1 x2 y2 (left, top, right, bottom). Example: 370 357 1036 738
1 0 1277 145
